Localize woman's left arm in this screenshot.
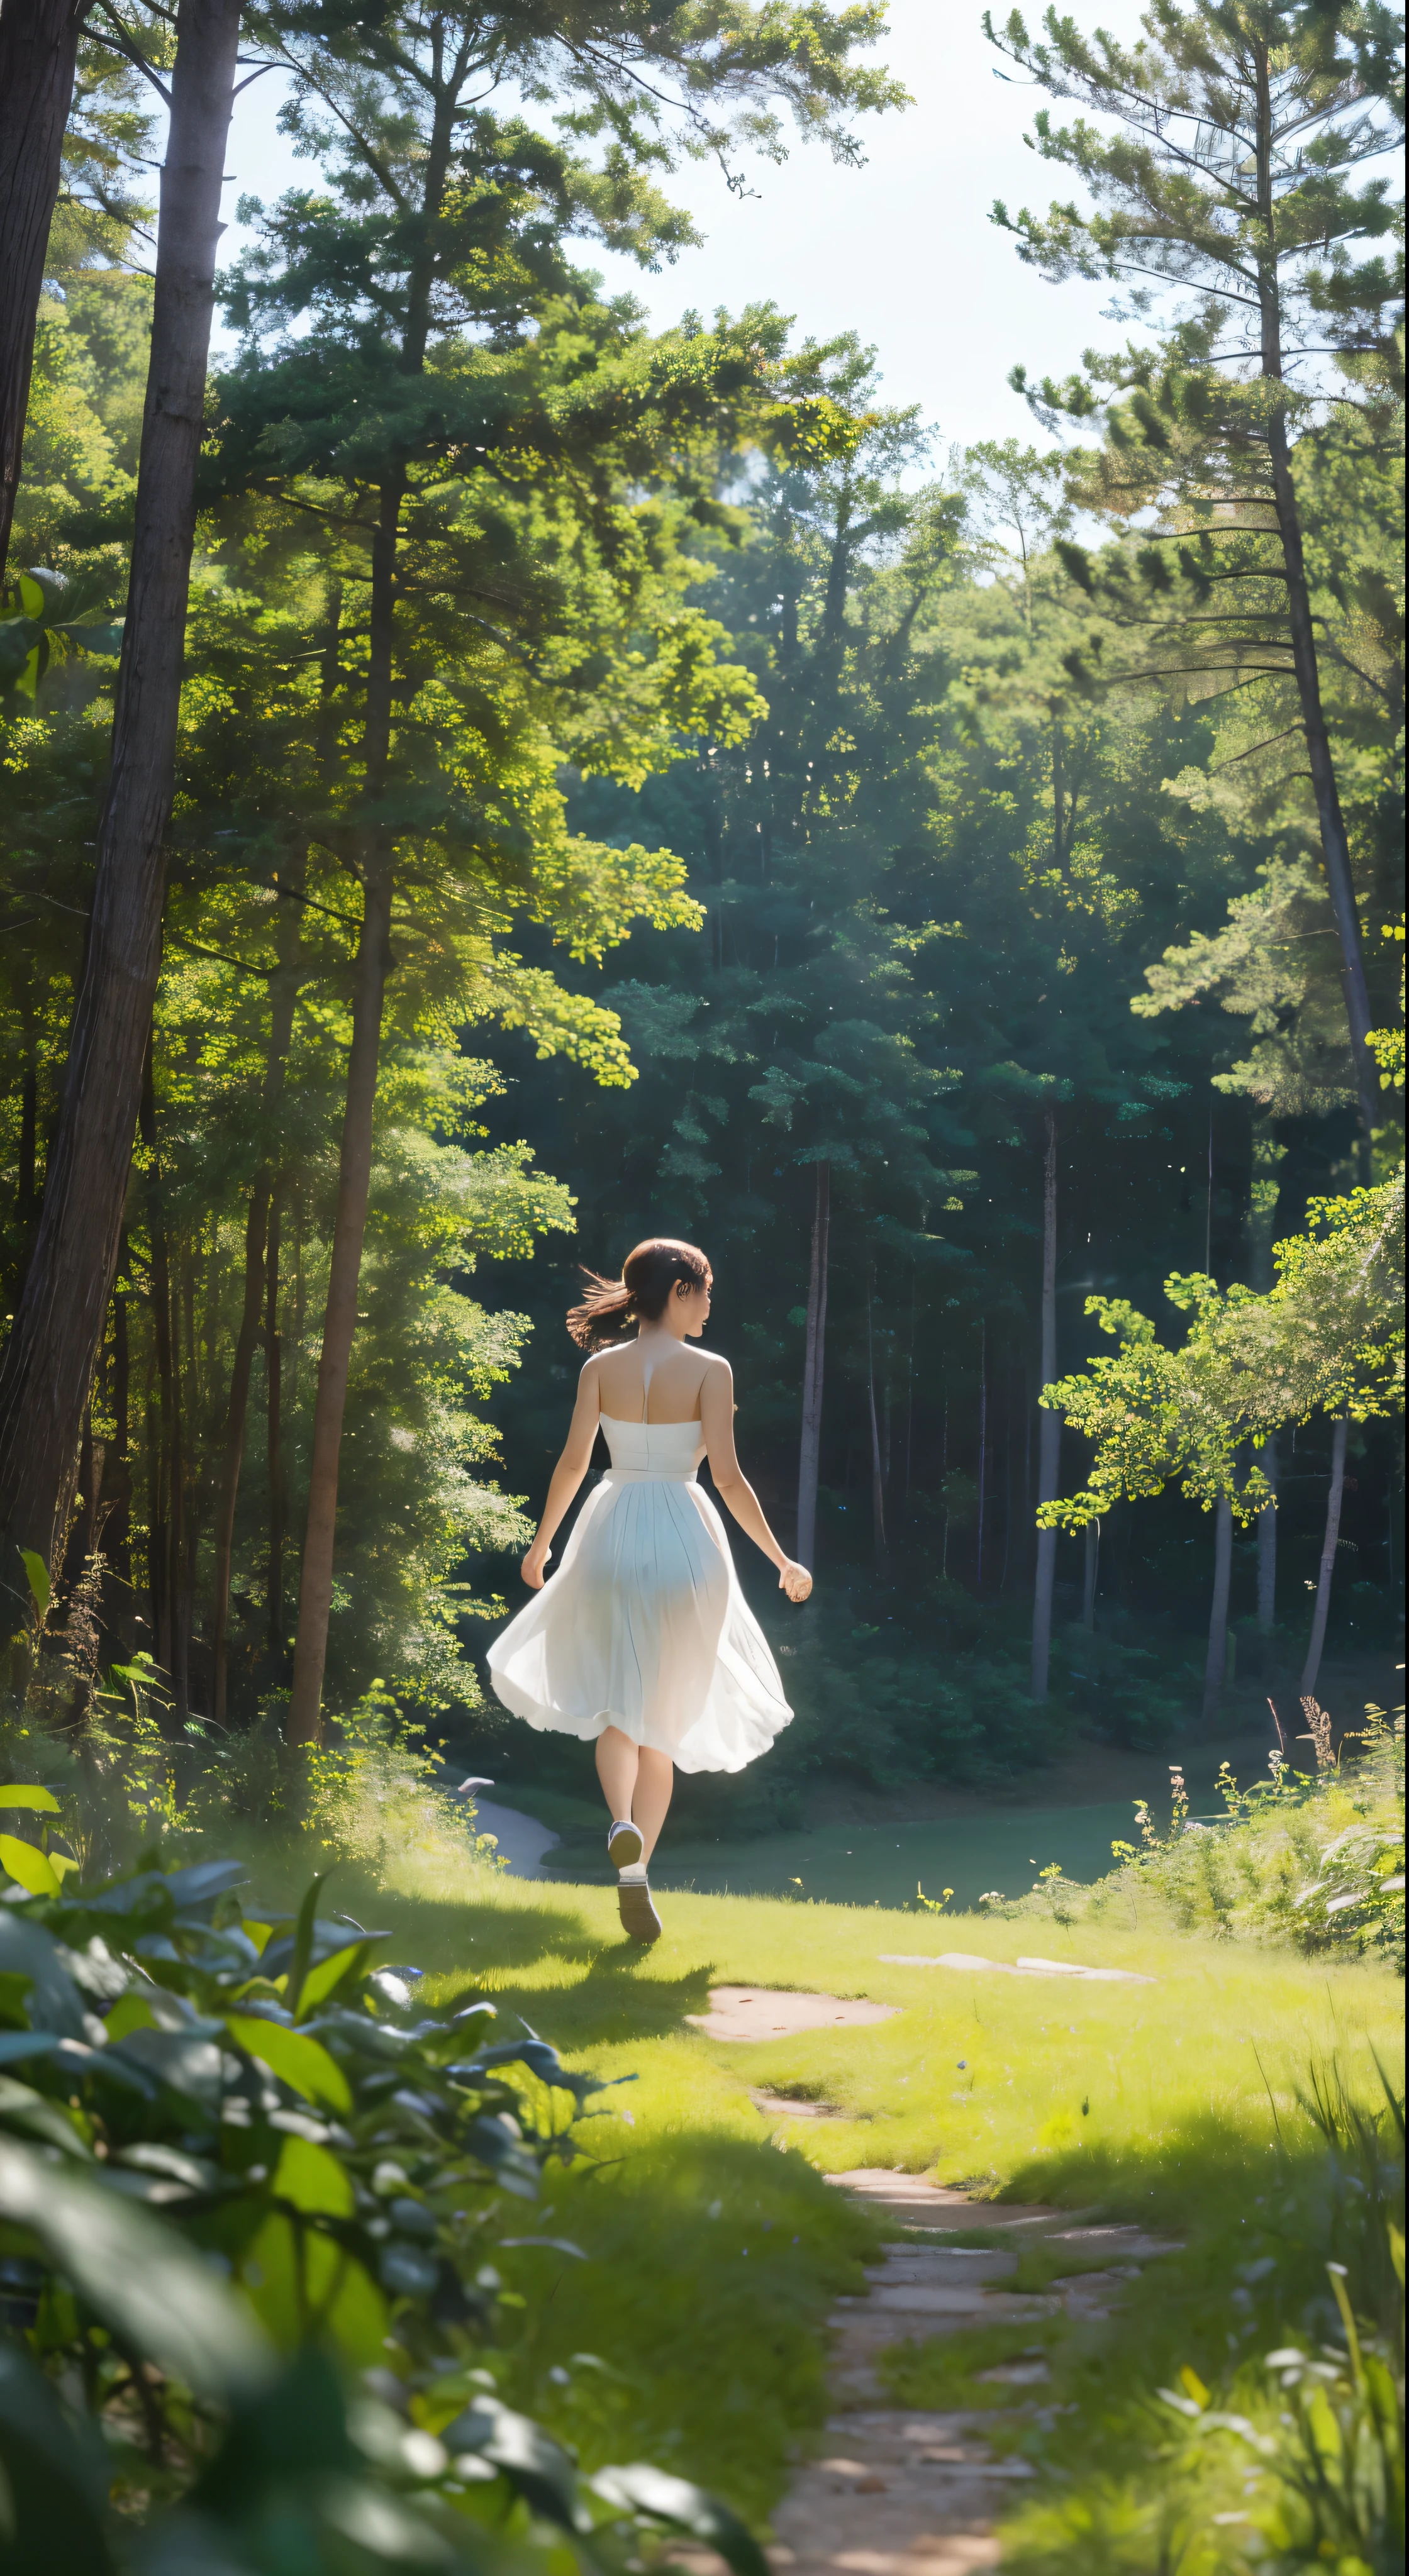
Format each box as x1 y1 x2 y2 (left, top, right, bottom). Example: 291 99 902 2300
521 1365 601 1588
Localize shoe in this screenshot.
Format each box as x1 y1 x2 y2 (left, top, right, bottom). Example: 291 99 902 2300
607 1819 643 1868
617 1877 662 1943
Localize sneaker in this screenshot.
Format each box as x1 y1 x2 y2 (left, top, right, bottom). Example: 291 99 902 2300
607 1819 643 1869
617 1877 662 1944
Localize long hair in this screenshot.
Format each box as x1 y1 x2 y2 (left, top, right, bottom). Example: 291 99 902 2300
566 1238 711 1352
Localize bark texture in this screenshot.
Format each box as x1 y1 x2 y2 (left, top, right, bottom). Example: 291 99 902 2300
208 862 304 1720
1201 1494 1234 1724
286 465 403 1745
1300 1415 1348 1698
0 0 243 1587
795 1160 830 1568
264 1188 284 1665
0 0 92 580
285 868 395 1742
1030 1112 1059 1700
209 1180 272 1724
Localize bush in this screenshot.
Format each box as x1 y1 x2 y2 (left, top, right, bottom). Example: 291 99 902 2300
977 1707 1405 1965
2 1660 504 1890
0 1831 768 2573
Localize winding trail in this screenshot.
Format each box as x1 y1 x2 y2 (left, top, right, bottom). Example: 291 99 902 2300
767 2168 1174 2576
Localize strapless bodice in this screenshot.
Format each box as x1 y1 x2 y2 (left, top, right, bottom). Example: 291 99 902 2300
600 1414 705 1480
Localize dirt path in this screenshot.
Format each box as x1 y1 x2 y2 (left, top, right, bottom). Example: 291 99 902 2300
767 2168 1174 2576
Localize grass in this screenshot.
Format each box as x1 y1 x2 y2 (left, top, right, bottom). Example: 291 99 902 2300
230 1831 1403 2540
879 2313 1071 2410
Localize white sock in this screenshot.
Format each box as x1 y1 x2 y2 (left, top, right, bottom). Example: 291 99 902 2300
617 1860 647 1882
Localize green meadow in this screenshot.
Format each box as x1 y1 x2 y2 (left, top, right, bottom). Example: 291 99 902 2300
263 1843 1402 2540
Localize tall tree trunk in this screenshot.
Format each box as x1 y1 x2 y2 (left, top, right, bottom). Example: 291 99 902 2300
1201 1496 1234 1724
866 1272 886 1567
140 1058 177 1679
1256 1434 1278 1637
286 462 403 1746
142 1330 159 1659
101 1245 134 1654
209 854 305 1721
0 0 93 580
0 0 243 1587
1082 1516 1100 1629
265 1185 284 1668
1251 53 1376 1145
796 1158 830 1567
209 1179 271 1726
1300 1415 1348 1698
285 866 394 1741
1030 1112 1059 1700
60 1406 96 1593
172 1245 196 1719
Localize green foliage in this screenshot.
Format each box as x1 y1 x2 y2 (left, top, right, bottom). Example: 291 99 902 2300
1039 1174 1404 1530
984 0 1406 1125
0 1830 771 2571
981 1709 1406 1965
1110 1714 1405 1964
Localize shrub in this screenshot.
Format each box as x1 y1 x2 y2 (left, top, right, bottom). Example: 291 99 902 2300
977 1708 1405 1965
0 1831 767 2574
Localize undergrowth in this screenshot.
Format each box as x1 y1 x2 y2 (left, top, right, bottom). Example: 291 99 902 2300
989 2051 1405 2575
981 1706 1405 1969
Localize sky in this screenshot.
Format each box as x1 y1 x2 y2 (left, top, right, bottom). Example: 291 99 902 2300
218 0 1142 455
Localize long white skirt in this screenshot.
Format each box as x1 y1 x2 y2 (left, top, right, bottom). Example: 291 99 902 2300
486 1471 793 1774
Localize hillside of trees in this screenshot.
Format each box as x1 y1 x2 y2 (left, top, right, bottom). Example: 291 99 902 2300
0 0 1402 1822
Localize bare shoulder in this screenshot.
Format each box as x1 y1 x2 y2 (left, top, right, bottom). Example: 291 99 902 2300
698 1350 734 1391
577 1352 606 1396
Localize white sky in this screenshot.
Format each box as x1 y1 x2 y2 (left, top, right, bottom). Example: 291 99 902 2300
218 0 1142 454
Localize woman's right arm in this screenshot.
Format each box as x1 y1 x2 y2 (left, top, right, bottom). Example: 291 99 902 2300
700 1360 813 1602
521 1363 601 1588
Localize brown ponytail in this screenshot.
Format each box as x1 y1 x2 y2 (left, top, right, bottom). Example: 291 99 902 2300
566 1238 711 1352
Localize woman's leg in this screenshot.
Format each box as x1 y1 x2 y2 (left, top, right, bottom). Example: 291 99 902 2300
593 1729 674 1863
594 1726 640 1824
632 1748 674 1866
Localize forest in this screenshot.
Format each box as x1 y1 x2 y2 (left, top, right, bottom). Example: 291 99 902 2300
0 5 1403 2572
3 0 1400 1814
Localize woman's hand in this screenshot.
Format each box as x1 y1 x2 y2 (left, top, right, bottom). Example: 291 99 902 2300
777 1559 813 1604
521 1540 550 1590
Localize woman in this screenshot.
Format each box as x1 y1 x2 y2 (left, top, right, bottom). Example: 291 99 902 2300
487 1238 812 1942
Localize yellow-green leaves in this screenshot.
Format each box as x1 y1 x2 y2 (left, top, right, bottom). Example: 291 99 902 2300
1039 1174 1405 1530
0 1840 63 1898
223 2016 352 2113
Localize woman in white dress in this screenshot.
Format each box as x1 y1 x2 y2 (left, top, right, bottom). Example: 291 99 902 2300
486 1239 812 1942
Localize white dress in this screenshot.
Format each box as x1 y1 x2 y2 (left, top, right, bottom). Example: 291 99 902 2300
486 1404 794 1775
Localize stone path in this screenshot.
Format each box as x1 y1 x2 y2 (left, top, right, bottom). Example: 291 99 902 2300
686 1989 898 2041
766 2168 1176 2576
876 1952 1154 1985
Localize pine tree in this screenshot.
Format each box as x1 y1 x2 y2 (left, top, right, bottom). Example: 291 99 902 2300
986 0 1404 1142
